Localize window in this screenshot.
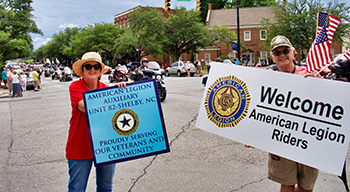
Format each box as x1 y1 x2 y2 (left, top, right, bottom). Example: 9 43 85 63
261 51 267 60
260 30 267 40
244 31 251 41
194 54 198 61
331 49 334 56
205 53 210 63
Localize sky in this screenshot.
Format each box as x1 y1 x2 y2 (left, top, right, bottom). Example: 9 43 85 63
30 0 348 50
30 0 197 50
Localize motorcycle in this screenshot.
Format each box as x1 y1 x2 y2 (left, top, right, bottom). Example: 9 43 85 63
324 57 350 82
129 61 167 102
60 72 73 82
44 68 51 77
52 69 61 80
108 65 128 83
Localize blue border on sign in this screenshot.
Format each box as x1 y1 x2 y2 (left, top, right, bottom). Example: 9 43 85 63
83 79 170 167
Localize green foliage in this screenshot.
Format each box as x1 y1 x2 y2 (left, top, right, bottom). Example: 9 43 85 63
261 0 350 59
32 27 80 64
208 25 236 44
0 0 42 61
25 59 33 64
162 8 211 60
71 22 122 63
117 7 165 61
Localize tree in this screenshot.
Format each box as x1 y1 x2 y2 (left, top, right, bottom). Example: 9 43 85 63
162 8 212 61
261 0 350 59
115 7 165 61
121 7 236 62
32 27 80 65
0 0 42 65
114 28 144 62
71 22 122 65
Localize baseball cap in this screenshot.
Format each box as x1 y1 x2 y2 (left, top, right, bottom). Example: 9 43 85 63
270 35 293 51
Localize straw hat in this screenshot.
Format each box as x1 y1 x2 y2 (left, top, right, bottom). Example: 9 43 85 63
72 52 106 77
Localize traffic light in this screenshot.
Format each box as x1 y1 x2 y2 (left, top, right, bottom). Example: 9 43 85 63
165 0 171 12
196 0 202 12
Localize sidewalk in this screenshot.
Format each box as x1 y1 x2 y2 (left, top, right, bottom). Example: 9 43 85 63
0 86 11 98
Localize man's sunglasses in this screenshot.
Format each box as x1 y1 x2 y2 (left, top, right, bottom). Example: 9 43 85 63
273 49 291 56
83 64 101 70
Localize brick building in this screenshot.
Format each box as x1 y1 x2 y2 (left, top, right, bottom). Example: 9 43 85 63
205 5 343 66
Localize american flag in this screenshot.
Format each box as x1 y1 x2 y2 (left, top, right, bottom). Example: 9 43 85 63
317 12 341 42
306 26 333 72
344 48 350 62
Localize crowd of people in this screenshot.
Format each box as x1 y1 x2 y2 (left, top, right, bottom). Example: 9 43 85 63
1 66 41 97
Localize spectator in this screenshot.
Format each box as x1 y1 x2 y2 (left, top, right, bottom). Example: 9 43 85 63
7 67 14 95
67 52 126 192
11 71 22 97
267 35 320 192
32 68 40 92
2 67 8 89
20 72 27 91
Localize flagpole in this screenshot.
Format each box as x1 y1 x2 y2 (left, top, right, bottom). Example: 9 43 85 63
315 54 344 75
316 4 321 38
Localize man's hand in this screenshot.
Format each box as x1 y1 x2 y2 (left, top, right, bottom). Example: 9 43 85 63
304 72 317 78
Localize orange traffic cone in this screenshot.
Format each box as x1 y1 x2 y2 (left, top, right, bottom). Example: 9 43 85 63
200 66 203 77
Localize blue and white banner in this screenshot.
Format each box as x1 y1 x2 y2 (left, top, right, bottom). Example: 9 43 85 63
83 79 170 167
232 41 238 52
196 63 350 175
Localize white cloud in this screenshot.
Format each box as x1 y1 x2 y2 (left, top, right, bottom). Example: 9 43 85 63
33 37 52 50
58 23 79 29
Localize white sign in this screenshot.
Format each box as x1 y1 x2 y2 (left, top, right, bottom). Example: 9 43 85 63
196 63 350 175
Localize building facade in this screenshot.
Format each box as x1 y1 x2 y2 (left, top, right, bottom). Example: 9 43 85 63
205 5 343 66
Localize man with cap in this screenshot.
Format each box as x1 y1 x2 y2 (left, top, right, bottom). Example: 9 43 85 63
136 57 150 80
268 35 320 192
66 52 126 192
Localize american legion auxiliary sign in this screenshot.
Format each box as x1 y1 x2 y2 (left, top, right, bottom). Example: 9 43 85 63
83 79 169 167
196 63 350 176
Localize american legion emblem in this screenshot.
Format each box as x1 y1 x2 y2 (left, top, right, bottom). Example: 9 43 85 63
205 76 250 127
112 109 139 135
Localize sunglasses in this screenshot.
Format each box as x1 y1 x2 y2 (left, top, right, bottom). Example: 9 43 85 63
273 49 291 56
83 64 101 70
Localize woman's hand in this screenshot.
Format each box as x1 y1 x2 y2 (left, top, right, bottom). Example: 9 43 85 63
115 82 129 89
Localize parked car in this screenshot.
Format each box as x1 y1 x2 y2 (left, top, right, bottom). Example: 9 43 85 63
25 71 35 90
165 61 197 77
6 64 23 74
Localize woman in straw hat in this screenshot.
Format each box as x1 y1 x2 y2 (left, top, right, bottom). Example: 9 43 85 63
66 52 126 192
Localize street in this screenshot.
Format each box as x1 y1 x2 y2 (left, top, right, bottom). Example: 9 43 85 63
0 74 349 192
